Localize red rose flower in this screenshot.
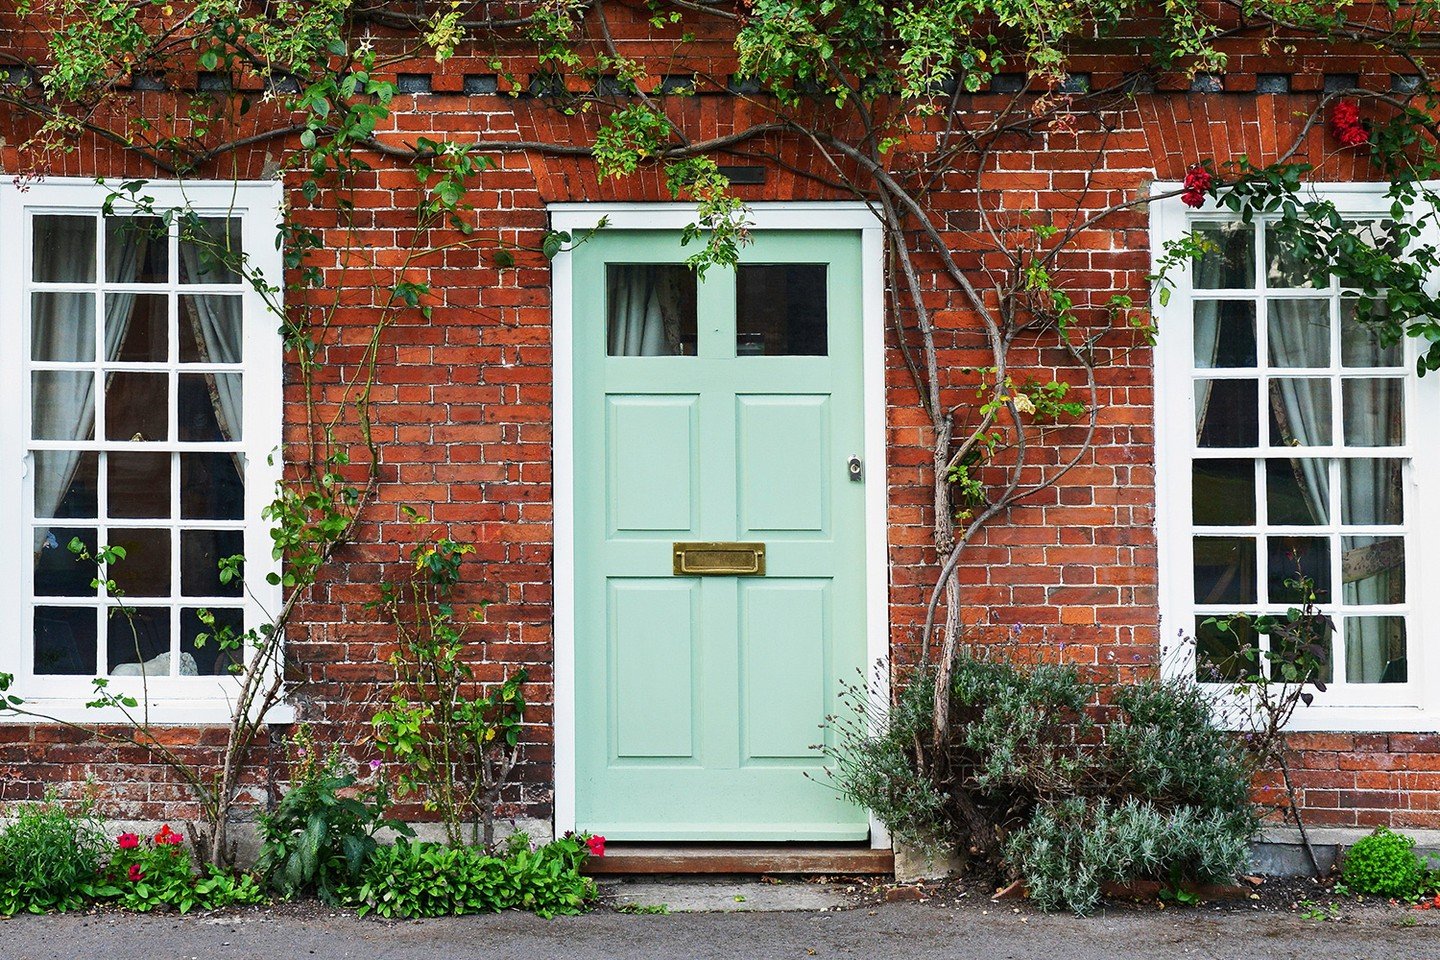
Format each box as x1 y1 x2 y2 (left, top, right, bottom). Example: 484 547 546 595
586 835 606 858
116 832 140 850
1181 164 1214 209
127 864 143 883
154 824 183 846
1329 99 1369 148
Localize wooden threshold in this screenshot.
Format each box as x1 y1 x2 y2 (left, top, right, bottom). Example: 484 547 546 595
585 843 895 876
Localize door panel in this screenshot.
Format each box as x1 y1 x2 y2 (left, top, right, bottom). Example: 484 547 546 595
573 228 868 840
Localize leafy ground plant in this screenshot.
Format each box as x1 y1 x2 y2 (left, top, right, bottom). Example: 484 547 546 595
0 795 106 915
101 825 266 913
340 832 601 919
1341 827 1439 901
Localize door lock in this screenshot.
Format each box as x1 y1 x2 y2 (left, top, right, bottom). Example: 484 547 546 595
847 455 863 482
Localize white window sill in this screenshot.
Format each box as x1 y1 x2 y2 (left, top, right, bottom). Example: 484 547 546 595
0 697 294 727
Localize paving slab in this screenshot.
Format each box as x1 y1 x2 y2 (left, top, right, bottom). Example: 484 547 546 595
600 878 854 912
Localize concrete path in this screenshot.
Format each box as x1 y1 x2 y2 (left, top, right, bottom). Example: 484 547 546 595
4 895 1436 960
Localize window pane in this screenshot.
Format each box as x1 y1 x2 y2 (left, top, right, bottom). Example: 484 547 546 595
105 216 168 284
736 264 828 356
1342 536 1405 605
605 264 697 357
1193 536 1256 604
179 295 243 362
1267 299 1329 367
1195 615 1258 683
180 217 243 284
182 607 243 676
33 526 96 597
1342 378 1404 446
1340 299 1402 368
1193 300 1255 368
34 606 97 676
180 453 245 520
33 216 96 282
1267 535 1330 603
107 606 172 675
109 293 168 363
34 451 97 519
1340 458 1403 526
32 293 96 361
104 372 168 441
1344 616 1406 684
107 528 171 598
1193 222 1255 289
1266 458 1329 525
1268 378 1331 446
1265 224 1325 289
32 371 95 441
1195 379 1258 447
1266 614 1333 684
107 452 171 519
1192 458 1254 525
179 373 242 441
180 529 244 598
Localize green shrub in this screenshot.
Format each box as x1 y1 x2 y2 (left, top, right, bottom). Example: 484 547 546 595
826 654 1258 914
340 834 596 919
258 731 412 904
1342 828 1434 900
0 796 106 915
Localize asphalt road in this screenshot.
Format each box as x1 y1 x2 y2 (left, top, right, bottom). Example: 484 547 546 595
3 900 1436 960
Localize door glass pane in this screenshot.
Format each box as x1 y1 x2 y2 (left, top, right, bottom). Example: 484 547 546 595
1344 616 1406 683
1192 458 1254 525
1193 536 1256 604
35 606 97 675
33 216 96 282
1267 299 1329 367
110 293 169 363
1192 222 1254 289
32 293 95 361
1268 379 1331 446
105 216 168 283
1341 536 1405 605
736 264 828 356
606 264 697 356
1265 458 1329 525
1193 301 1255 368
1195 379 1257 447
1342 378 1404 446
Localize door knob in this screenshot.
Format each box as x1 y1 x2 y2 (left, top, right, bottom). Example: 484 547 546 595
847 455 863 482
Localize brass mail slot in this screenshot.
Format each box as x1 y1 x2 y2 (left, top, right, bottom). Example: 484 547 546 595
672 541 766 576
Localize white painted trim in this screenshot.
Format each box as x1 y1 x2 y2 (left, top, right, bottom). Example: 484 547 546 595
1151 182 1440 731
548 202 891 846
0 177 287 723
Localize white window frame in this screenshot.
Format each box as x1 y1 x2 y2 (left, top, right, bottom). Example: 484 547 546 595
1154 182 1440 732
0 178 285 724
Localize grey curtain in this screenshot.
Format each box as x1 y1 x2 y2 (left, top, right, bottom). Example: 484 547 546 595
607 265 686 356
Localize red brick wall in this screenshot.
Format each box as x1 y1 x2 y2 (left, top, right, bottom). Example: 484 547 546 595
1 4 1436 832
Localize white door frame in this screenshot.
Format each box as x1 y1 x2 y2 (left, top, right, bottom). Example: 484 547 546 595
549 202 891 848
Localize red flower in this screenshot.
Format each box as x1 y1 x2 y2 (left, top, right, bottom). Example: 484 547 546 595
586 835 606 858
116 832 140 850
1181 164 1214 209
1329 99 1369 148
154 824 183 846
127 864 143 883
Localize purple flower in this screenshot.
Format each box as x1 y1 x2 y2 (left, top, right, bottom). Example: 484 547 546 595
369 759 383 772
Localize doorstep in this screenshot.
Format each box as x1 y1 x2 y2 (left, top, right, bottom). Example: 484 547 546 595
585 843 895 876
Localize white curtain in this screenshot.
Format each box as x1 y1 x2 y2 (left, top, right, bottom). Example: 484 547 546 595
607 265 685 357
1266 300 1331 524
32 223 146 551
180 240 244 461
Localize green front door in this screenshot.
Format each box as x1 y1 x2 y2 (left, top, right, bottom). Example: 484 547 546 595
571 228 870 841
